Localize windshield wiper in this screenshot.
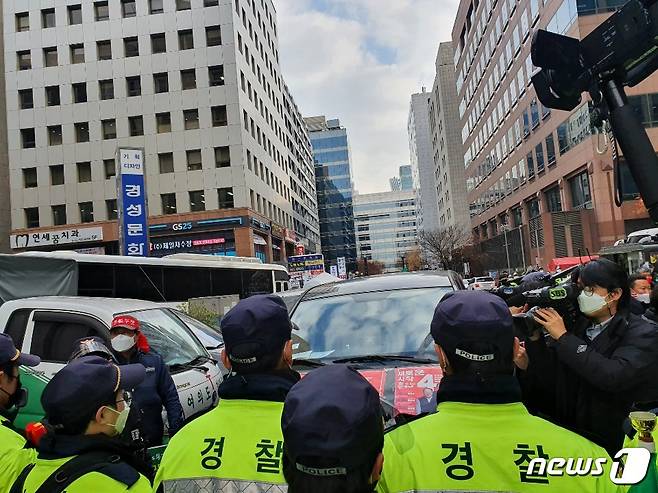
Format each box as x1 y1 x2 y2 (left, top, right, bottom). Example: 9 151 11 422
331 355 436 365
169 360 210 373
293 357 326 368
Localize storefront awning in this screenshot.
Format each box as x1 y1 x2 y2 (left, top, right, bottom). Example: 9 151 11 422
253 235 268 246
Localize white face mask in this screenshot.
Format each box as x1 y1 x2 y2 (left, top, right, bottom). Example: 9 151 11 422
105 404 130 434
636 293 651 304
111 334 136 352
577 292 609 316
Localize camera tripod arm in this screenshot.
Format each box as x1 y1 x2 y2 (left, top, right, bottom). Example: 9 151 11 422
601 78 658 223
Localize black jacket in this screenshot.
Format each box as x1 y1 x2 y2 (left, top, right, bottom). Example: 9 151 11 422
117 349 184 447
522 310 658 456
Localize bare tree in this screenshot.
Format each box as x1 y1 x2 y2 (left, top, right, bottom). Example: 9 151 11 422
419 226 473 271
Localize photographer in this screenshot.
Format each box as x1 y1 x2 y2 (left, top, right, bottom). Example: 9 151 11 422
514 258 658 456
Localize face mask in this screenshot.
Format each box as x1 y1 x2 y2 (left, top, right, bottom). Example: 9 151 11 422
578 292 609 316
0 375 28 412
634 293 651 304
111 334 136 352
105 404 131 434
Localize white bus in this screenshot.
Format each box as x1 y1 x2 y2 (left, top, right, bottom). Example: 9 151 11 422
0 251 289 303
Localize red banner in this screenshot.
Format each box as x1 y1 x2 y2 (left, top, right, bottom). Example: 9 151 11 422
359 370 386 396
393 366 443 415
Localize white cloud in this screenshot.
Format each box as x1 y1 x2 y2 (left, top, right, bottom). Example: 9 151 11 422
277 0 459 193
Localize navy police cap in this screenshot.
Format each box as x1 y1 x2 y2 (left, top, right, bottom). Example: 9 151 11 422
282 365 384 476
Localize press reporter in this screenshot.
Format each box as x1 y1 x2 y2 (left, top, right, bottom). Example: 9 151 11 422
514 258 658 456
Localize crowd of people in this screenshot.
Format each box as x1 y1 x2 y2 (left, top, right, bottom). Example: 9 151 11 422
0 259 656 491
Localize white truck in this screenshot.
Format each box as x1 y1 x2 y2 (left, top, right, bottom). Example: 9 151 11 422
0 296 224 430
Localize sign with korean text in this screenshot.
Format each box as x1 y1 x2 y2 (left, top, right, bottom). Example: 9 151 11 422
118 148 149 257
10 227 103 250
330 265 338 277
393 366 443 415
337 256 347 279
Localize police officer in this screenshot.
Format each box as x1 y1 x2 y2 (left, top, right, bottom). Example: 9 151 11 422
0 333 40 490
377 291 620 493
110 315 184 447
282 365 384 493
153 294 299 492
10 356 152 492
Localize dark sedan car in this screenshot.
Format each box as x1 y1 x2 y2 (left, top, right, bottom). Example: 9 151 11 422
290 271 464 419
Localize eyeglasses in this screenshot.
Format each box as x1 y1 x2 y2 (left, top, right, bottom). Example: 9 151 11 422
581 286 596 296
116 390 133 407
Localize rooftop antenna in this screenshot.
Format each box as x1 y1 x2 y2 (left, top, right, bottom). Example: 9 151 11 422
585 248 593 262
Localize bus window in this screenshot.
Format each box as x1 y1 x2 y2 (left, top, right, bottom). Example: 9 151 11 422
115 265 165 301
163 267 212 301
210 269 242 296
78 263 114 296
243 270 273 297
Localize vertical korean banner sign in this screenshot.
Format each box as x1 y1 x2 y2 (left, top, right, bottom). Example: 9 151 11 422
118 148 149 256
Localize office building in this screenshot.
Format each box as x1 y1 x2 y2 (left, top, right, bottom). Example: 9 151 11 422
428 43 470 231
408 89 440 232
4 0 319 262
354 190 418 273
453 0 654 271
305 115 357 272
389 176 401 192
0 10 8 253
389 165 414 192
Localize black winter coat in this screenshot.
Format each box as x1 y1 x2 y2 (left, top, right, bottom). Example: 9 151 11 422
521 310 658 456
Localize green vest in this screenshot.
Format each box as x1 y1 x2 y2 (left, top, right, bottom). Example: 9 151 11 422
153 399 288 492
0 415 36 492
20 454 152 492
378 401 623 493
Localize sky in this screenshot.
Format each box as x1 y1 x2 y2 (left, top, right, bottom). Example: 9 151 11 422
277 0 460 194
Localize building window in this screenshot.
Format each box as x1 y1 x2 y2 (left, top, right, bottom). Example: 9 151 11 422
570 171 593 210
17 51 31 70
70 44 85 64
156 112 171 133
97 40 112 60
159 153 174 173
150 0 164 14
45 86 60 106
72 83 87 103
104 159 116 179
204 0 219 5
23 168 37 188
177 0 192 10
79 202 94 223
43 47 58 67
129 116 144 136
189 190 205 212
95 1 110 21
530 99 540 128
215 146 230 168
106 200 118 220
181 69 196 89
16 12 29 32
102 119 116 139
528 198 540 219
125 76 141 97
217 188 234 209
161 193 177 214
52 205 67 226
183 109 199 130
153 72 169 93
42 9 56 29
124 37 139 57
212 105 228 126
535 143 545 172
209 65 224 86
68 5 82 25
99 79 114 100
77 162 92 182
178 30 194 50
19 89 33 109
48 125 62 146
122 0 137 18
151 33 166 54
546 134 556 165
206 26 222 46
526 151 535 178
545 186 562 213
25 208 40 229
186 150 202 171
75 122 89 143
50 165 64 185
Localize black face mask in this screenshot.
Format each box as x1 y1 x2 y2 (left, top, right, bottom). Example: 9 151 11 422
1 376 28 420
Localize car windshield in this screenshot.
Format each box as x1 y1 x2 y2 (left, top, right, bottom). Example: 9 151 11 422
123 308 208 366
291 287 453 361
477 277 494 282
174 310 223 349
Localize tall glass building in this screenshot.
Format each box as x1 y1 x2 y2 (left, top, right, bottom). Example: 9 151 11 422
304 116 357 272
